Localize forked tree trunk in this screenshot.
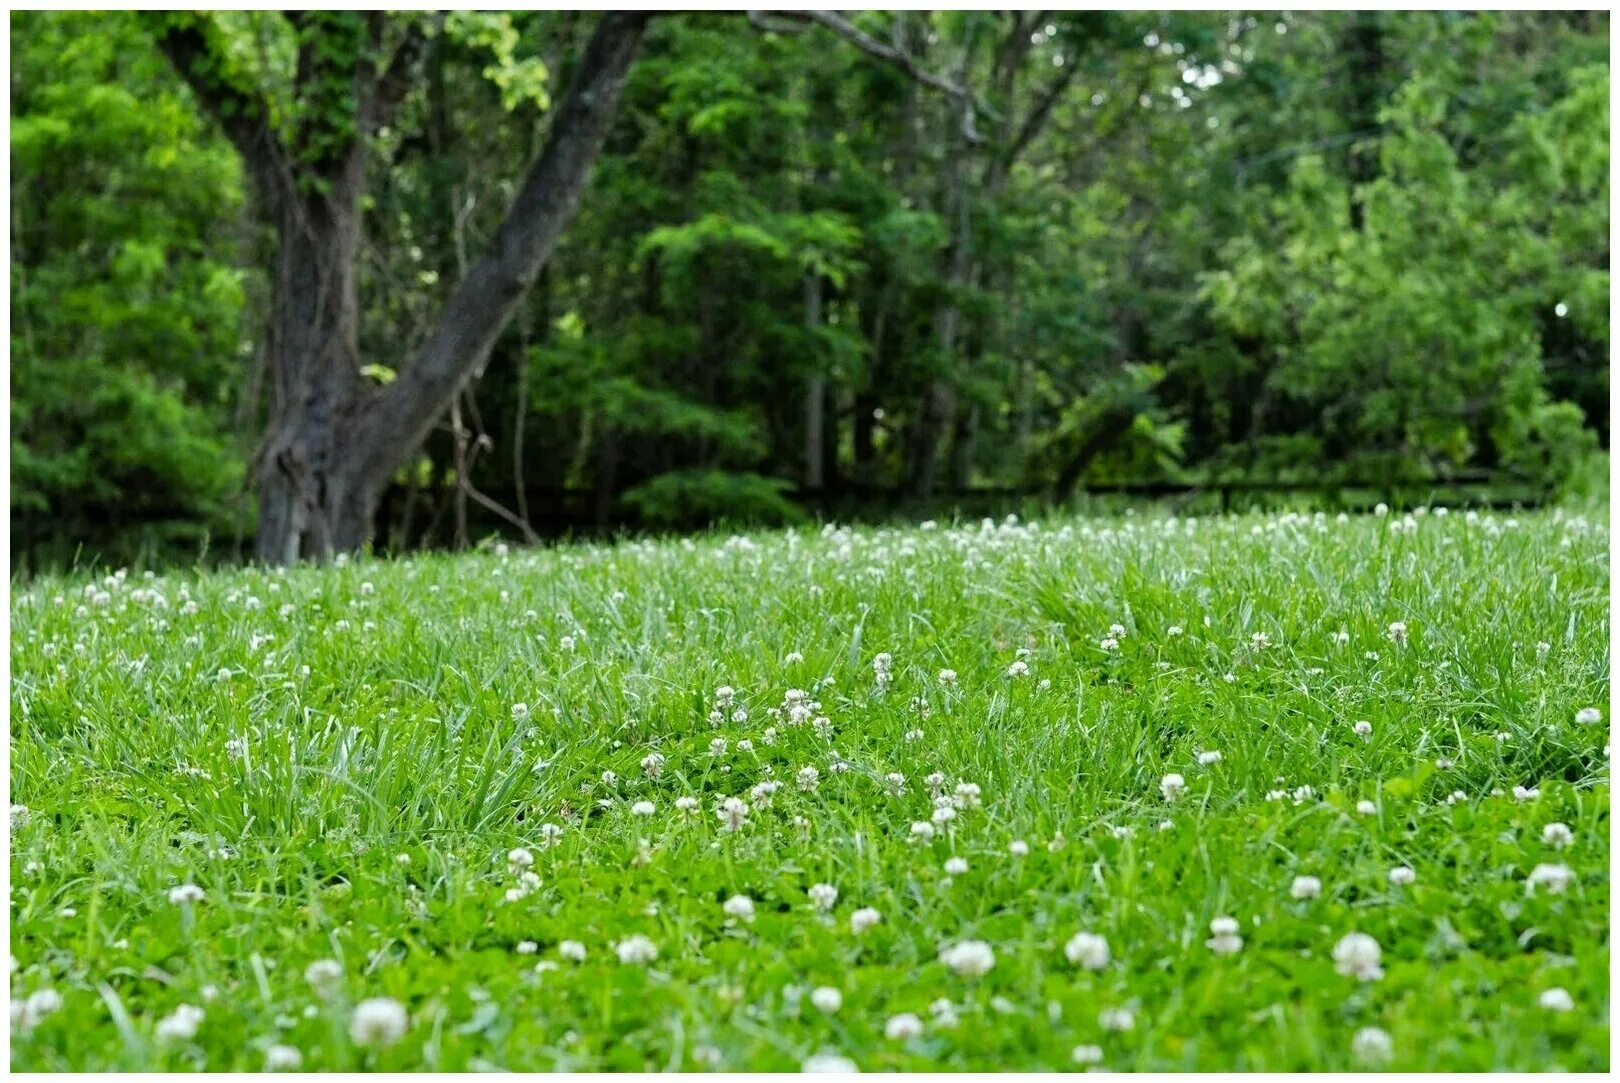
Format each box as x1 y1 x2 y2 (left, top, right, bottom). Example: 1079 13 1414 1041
159 12 651 562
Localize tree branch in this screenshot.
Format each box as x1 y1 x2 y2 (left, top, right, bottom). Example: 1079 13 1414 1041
355 11 651 493
1002 60 1081 172
146 13 289 195
756 10 999 138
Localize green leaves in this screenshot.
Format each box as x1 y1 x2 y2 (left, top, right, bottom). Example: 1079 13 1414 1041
12 11 251 565
446 12 551 113
1202 53 1605 484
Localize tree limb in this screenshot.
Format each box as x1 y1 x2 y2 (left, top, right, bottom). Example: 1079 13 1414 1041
1000 60 1082 175
146 13 289 195
354 11 651 494
746 10 808 35
756 10 999 137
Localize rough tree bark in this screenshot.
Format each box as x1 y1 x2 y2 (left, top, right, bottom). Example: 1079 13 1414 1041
153 11 650 562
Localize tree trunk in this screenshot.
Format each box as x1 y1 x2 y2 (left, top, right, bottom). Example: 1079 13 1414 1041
804 272 826 491
909 146 970 498
255 152 374 563
225 12 648 562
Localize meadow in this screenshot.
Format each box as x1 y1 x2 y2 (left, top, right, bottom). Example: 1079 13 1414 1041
7 505 1610 1071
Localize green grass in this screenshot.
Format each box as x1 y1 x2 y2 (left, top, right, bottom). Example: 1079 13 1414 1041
8 506 1610 1071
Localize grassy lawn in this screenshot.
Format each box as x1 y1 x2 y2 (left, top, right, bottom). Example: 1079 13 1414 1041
8 506 1610 1071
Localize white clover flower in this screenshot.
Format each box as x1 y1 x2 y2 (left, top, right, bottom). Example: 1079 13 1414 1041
558 940 587 962
1099 636 1119 653
1197 750 1222 766
850 907 882 935
1387 866 1416 887
507 848 535 872
1351 1026 1393 1066
1353 720 1373 738
1160 773 1186 801
1250 631 1270 650
1206 916 1243 955
808 883 838 911
1064 931 1110 971
1386 621 1408 645
167 883 205 906
515 940 538 955
511 703 529 721
884 1012 924 1040
802 1051 859 1073
809 986 842 1013
1098 1006 1135 1032
718 797 750 832
265 1044 303 1071
1512 785 1540 802
675 796 699 814
1332 932 1383 981
943 856 968 876
1538 987 1575 1012
1008 839 1030 857
954 782 982 808
1526 863 1575 895
9 804 31 832
1290 875 1322 900
10 988 63 1034
1575 707 1602 725
938 669 957 685
723 895 756 922
349 998 407 1047
1542 822 1574 849
615 935 658 965
715 686 735 708
305 958 344 994
939 939 995 976
1167 625 1184 637
155 1003 206 1042
785 651 804 665
709 738 728 757
1072 1044 1104 1066
909 821 936 843
1007 660 1030 678
630 800 656 817
932 805 956 825
641 752 665 778
797 766 821 792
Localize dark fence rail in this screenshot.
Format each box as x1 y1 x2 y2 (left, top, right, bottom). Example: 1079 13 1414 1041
376 470 1551 548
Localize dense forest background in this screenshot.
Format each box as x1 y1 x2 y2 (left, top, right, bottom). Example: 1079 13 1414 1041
10 10 1610 567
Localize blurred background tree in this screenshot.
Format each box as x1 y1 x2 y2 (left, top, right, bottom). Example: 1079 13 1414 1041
9 10 1609 567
